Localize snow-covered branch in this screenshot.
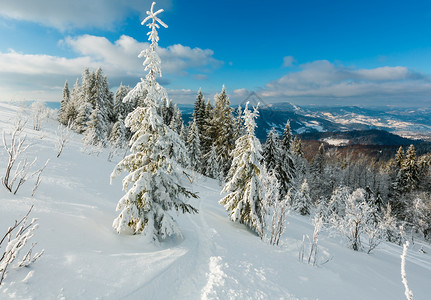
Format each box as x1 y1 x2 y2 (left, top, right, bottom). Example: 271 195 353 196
0 206 44 285
56 120 73 158
1 118 49 195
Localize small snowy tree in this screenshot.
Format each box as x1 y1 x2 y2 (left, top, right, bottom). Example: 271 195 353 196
31 101 47 131
292 179 312 216
58 81 70 125
108 115 128 161
111 2 197 242
327 186 351 218
219 103 265 234
204 144 221 182
380 203 399 243
330 188 377 251
266 184 290 245
279 121 296 194
83 103 107 149
261 167 290 244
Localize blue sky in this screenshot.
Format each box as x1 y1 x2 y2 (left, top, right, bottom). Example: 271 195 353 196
0 0 431 107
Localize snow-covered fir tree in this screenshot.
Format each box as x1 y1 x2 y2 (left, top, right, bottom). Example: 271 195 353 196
201 99 215 174
212 85 235 178
390 145 420 219
219 103 265 234
75 101 92 134
204 144 221 181
187 118 202 172
292 178 312 216
169 105 183 134
109 114 127 151
114 84 132 120
65 78 81 124
58 81 70 125
159 98 174 126
83 103 107 148
311 143 326 175
111 2 197 242
233 104 245 140
262 127 281 172
400 144 420 194
395 146 405 169
278 120 296 198
309 143 334 202
74 68 93 133
292 136 304 157
193 89 206 138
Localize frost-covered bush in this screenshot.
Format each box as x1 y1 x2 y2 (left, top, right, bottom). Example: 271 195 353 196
0 206 44 285
261 169 290 245
1 116 49 195
329 188 392 253
299 214 324 266
31 101 48 131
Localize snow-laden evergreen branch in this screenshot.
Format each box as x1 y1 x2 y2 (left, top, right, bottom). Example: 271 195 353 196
123 1 168 106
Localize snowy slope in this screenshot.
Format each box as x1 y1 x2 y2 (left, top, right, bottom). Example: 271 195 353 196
0 102 430 299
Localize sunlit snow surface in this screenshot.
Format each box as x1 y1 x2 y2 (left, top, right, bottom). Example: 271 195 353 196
0 102 430 299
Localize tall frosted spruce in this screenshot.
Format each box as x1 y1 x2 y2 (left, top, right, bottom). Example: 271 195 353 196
220 103 265 234
110 2 197 242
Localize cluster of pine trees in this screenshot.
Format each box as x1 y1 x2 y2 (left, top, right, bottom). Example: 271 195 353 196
58 68 185 153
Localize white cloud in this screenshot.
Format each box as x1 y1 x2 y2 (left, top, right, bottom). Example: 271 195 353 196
0 0 172 30
0 34 222 102
233 88 250 97
262 60 431 105
282 56 295 67
64 35 223 77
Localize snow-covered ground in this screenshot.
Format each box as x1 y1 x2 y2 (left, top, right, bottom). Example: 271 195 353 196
0 102 430 299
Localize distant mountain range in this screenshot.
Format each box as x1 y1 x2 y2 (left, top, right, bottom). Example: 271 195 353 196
180 102 431 146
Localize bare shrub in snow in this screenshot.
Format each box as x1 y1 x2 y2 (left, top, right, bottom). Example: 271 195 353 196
299 215 325 266
267 190 290 246
0 206 44 286
260 169 290 245
1 117 49 195
56 120 73 158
